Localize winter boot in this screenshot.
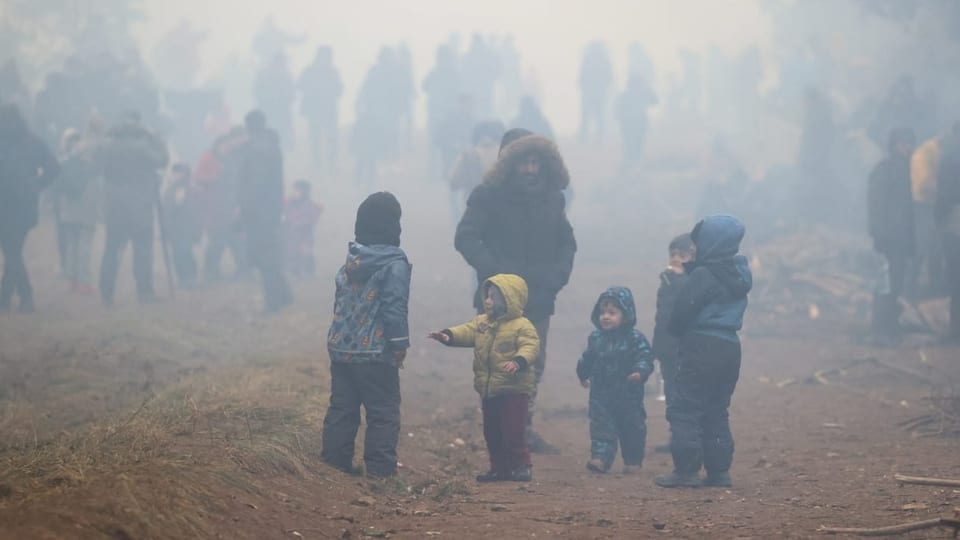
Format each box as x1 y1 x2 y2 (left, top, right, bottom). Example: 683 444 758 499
476 470 503 483
622 465 641 475
586 458 607 474
507 467 532 482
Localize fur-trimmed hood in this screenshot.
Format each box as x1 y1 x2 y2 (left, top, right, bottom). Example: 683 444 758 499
482 134 570 191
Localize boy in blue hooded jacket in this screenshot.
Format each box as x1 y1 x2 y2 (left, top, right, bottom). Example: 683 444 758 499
322 192 411 478
656 214 752 489
576 287 655 474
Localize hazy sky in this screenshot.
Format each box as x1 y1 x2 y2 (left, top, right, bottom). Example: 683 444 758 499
137 0 772 133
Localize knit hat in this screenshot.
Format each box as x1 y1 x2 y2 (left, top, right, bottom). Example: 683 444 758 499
499 127 533 153
355 191 402 247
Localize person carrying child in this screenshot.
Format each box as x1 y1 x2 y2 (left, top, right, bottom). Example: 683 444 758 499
656 214 752 489
576 286 655 474
322 192 411 478
429 274 540 482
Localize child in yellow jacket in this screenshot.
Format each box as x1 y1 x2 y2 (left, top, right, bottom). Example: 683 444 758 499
429 273 540 482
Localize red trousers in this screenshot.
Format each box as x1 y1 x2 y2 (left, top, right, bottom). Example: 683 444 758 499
482 393 531 472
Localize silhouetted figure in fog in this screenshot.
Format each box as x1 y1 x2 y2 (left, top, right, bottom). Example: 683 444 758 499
423 45 461 173
511 96 554 142
0 105 60 313
579 41 613 143
617 73 658 174
455 129 577 454
97 111 168 306
910 133 947 298
299 46 343 173
284 179 323 278
323 192 410 478
237 110 293 313
165 87 223 164
797 88 838 223
935 123 960 343
867 128 916 346
353 48 402 186
152 20 207 90
34 72 86 148
395 44 416 149
436 94 475 177
657 215 751 489
447 120 504 224
462 35 501 118
55 128 102 295
163 163 201 288
254 53 296 150
195 127 249 282
495 35 522 120
0 60 29 113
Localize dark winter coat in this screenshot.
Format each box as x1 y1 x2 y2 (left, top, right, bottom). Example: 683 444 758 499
237 128 284 229
98 123 168 227
454 135 577 321
652 269 689 361
576 287 655 396
0 125 59 233
327 243 412 363
669 215 752 343
868 154 915 256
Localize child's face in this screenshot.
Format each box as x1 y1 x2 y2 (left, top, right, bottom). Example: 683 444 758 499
597 301 624 331
669 249 694 272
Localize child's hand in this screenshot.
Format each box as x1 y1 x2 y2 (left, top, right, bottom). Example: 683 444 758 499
580 379 590 389
627 372 644 383
427 332 450 344
667 264 685 275
501 360 520 373
393 349 407 369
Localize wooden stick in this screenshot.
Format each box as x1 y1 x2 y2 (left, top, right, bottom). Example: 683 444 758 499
819 517 960 536
894 474 960 488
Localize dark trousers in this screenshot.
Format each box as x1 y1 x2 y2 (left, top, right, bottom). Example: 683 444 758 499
99 220 154 304
944 233 960 338
872 253 907 335
170 241 197 286
589 390 647 469
482 393 531 473
321 361 401 477
246 224 293 311
667 332 741 476
0 227 31 308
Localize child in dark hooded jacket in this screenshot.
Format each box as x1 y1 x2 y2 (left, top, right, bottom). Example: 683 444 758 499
576 287 655 474
322 192 411 478
656 214 752 489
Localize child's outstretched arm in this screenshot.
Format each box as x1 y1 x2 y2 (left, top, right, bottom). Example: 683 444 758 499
628 331 656 383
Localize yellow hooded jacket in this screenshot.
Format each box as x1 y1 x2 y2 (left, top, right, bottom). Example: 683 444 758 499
446 274 540 398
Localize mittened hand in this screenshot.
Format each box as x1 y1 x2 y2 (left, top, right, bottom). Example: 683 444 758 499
627 372 644 383
427 332 450 344
501 361 520 373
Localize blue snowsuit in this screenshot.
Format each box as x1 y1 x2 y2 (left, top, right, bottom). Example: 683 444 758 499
576 287 655 470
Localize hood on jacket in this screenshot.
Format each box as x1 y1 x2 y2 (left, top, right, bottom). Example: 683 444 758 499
591 286 638 331
691 214 745 263
344 242 407 284
689 214 752 300
483 134 570 191
484 273 528 321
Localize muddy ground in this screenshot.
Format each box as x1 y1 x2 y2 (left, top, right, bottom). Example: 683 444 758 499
1 154 959 540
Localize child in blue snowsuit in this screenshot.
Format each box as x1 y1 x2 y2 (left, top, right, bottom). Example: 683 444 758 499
576 287 655 474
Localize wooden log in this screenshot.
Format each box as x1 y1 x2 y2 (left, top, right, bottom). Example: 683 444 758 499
894 474 960 488
819 517 960 536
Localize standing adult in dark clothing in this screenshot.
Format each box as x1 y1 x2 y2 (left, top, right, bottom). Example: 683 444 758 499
455 128 577 453
616 72 658 174
97 111 169 306
195 127 249 282
163 163 200 288
867 128 916 344
935 123 960 343
578 41 613 144
299 46 343 173
254 53 297 150
237 110 293 313
0 105 60 313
